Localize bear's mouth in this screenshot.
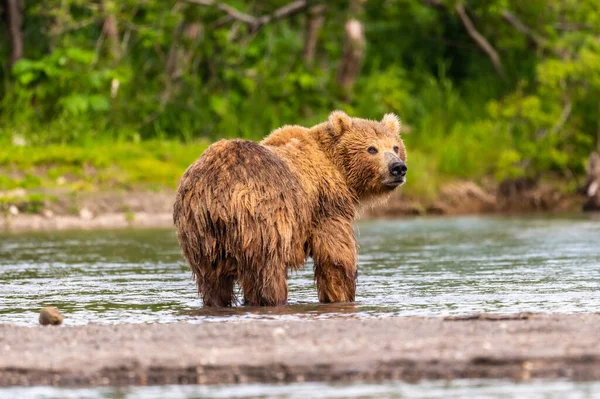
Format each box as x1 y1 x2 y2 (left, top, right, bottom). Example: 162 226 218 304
383 177 405 188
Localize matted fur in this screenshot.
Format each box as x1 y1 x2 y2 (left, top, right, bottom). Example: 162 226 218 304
173 111 406 306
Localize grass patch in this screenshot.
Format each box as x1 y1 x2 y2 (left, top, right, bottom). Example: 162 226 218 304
0 140 209 191
0 137 460 208
0 136 494 210
0 192 52 214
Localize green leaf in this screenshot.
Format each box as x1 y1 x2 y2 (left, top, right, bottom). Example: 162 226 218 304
209 96 227 117
89 95 111 112
11 59 35 75
65 48 95 64
60 94 89 115
18 72 38 85
297 74 315 89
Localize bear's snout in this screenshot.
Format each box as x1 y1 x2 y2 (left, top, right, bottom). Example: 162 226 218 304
389 161 407 178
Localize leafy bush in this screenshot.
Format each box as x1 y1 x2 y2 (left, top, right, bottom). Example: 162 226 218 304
0 0 598 191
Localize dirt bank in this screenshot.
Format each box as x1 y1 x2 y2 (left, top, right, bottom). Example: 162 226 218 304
0 211 173 231
1 314 599 387
0 191 175 232
0 179 587 231
365 179 582 218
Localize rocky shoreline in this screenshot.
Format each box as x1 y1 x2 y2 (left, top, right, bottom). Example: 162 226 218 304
0 211 174 232
1 314 599 387
0 179 589 232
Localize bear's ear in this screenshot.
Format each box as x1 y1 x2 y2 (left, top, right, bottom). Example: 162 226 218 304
328 110 352 137
381 113 401 134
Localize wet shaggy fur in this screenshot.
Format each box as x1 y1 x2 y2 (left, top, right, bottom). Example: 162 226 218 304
174 111 407 306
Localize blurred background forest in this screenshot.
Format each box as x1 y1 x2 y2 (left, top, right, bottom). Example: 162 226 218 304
1 0 599 214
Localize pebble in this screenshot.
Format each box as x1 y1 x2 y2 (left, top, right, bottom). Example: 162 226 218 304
42 209 54 218
0 188 26 198
79 207 93 220
39 307 64 326
12 135 26 146
272 327 286 337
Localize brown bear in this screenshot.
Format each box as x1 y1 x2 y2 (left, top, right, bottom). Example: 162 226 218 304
173 111 407 306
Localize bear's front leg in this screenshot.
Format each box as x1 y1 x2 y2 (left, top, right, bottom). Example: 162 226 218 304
311 217 357 303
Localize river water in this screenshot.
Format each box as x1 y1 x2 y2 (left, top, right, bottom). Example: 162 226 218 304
1 215 599 398
1 380 600 399
1 216 599 325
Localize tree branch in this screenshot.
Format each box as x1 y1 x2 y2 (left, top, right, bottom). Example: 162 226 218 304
185 0 317 33
454 3 505 78
548 97 572 136
555 22 592 32
185 0 256 25
501 10 548 49
420 1 506 78
420 0 444 9
302 4 326 64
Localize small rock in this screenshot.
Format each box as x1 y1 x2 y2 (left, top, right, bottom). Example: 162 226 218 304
0 188 26 199
39 307 64 326
12 135 26 146
79 207 93 220
272 327 286 337
42 209 54 218
111 78 120 98
583 152 600 211
8 205 19 216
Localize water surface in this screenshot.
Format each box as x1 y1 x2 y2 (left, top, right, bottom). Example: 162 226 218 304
1 216 599 325
1 380 599 399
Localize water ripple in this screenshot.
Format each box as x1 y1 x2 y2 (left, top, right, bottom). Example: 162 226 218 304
1 216 599 326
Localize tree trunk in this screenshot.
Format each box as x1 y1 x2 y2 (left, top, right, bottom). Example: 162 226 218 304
99 0 121 61
5 0 24 65
583 152 600 212
597 100 600 153
166 22 186 81
163 19 202 109
302 5 325 65
336 0 365 100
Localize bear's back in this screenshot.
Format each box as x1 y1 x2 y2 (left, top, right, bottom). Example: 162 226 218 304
173 139 312 266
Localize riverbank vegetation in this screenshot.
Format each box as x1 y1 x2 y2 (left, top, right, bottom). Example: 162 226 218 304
1 0 599 212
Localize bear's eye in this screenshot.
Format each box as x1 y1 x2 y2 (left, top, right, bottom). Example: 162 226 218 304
367 146 378 155
393 146 399 153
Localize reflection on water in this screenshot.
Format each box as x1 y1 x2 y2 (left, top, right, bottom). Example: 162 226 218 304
1 380 600 399
184 302 362 320
1 215 599 325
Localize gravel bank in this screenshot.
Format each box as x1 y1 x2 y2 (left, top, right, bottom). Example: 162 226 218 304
1 314 599 387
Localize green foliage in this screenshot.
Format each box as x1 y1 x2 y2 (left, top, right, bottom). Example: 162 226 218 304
0 192 50 214
0 140 209 190
0 0 598 196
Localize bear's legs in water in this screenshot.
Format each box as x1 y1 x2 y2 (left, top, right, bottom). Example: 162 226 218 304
199 258 237 307
240 264 288 306
201 274 235 307
311 218 357 303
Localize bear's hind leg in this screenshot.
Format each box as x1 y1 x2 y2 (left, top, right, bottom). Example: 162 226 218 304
240 264 288 306
199 258 237 307
202 273 235 307
311 218 357 303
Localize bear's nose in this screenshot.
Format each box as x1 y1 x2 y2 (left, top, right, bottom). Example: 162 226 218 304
389 161 407 177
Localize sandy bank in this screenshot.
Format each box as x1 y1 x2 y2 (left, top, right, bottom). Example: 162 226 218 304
1 314 599 387
0 212 174 232
0 179 587 232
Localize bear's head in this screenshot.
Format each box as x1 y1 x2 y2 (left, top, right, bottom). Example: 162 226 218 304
326 110 407 200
